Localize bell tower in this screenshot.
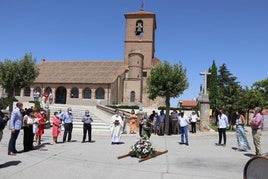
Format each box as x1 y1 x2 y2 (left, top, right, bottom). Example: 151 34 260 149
123 8 157 105
124 8 156 69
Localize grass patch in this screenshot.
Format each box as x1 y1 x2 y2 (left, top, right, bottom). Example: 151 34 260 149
210 124 236 132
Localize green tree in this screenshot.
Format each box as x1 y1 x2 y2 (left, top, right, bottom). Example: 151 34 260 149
239 87 265 125
217 63 241 129
252 78 268 107
147 61 189 134
207 60 218 113
0 53 39 113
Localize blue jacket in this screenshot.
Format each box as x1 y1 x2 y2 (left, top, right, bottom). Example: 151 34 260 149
9 108 23 130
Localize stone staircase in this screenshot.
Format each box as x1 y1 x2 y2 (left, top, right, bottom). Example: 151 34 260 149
20 102 113 134
48 104 113 133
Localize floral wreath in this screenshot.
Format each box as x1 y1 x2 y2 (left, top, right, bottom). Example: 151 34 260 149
130 137 156 159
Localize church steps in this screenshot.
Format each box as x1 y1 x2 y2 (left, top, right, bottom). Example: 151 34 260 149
22 102 112 133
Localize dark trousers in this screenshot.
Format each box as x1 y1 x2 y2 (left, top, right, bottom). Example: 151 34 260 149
63 123 73 142
218 128 227 144
139 123 143 137
82 123 92 142
171 119 178 134
191 122 196 133
23 126 34 152
8 130 20 153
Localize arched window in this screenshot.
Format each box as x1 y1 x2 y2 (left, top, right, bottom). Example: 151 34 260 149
14 89 21 96
130 91 135 102
35 87 41 94
83 87 91 99
71 87 79 98
95 87 105 99
55 86 67 104
24 87 31 97
44 87 52 95
136 20 143 36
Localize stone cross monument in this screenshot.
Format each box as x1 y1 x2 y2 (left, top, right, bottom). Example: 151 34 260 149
198 70 211 131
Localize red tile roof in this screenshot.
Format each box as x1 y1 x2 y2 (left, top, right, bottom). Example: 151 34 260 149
180 100 198 107
126 10 155 15
35 60 126 84
124 10 157 29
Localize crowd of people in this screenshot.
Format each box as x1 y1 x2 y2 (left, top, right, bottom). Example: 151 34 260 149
1 102 98 156
33 91 54 110
6 102 48 155
110 107 264 157
0 100 265 157
109 109 197 146
215 107 264 156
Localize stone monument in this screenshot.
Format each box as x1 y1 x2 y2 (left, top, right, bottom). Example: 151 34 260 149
198 70 211 131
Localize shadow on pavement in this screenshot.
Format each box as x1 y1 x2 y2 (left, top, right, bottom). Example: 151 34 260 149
0 161 21 169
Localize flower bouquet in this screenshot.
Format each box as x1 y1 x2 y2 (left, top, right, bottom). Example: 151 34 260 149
130 137 155 159
117 137 168 163
114 120 120 125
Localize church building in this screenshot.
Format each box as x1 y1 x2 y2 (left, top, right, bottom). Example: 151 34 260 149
14 8 164 107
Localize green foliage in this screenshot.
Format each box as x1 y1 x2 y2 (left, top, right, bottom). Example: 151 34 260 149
0 53 39 112
217 63 238 87
208 60 218 111
210 124 236 132
29 101 41 111
242 87 265 110
215 63 241 117
158 106 195 111
147 61 189 100
207 61 267 125
147 60 188 134
106 105 139 110
252 78 268 108
0 53 39 92
1 97 9 109
210 124 218 131
35 101 41 111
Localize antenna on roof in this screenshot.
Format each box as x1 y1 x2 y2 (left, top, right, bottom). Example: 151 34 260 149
140 0 144 11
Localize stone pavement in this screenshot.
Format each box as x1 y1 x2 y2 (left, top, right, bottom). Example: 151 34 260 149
0 127 267 179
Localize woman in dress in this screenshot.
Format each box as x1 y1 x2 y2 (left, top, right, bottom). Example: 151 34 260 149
23 108 38 152
35 109 46 145
129 109 137 134
235 112 251 151
52 112 61 144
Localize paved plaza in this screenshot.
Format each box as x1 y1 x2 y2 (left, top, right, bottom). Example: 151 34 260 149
1 126 267 179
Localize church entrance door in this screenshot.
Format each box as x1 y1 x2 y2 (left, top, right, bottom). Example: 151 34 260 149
55 87 67 104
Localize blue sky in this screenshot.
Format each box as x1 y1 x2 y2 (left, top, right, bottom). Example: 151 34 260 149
0 0 268 107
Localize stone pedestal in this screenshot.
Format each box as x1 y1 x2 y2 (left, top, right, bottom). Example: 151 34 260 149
263 115 268 131
198 94 211 131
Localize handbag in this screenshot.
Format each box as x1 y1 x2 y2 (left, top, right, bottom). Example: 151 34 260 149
60 125 65 131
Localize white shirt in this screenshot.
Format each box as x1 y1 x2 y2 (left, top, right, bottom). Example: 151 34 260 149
217 113 229 128
178 115 189 127
190 114 199 123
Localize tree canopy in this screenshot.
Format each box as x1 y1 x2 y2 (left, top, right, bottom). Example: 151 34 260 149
207 61 267 126
147 60 188 134
0 53 39 112
207 60 218 111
